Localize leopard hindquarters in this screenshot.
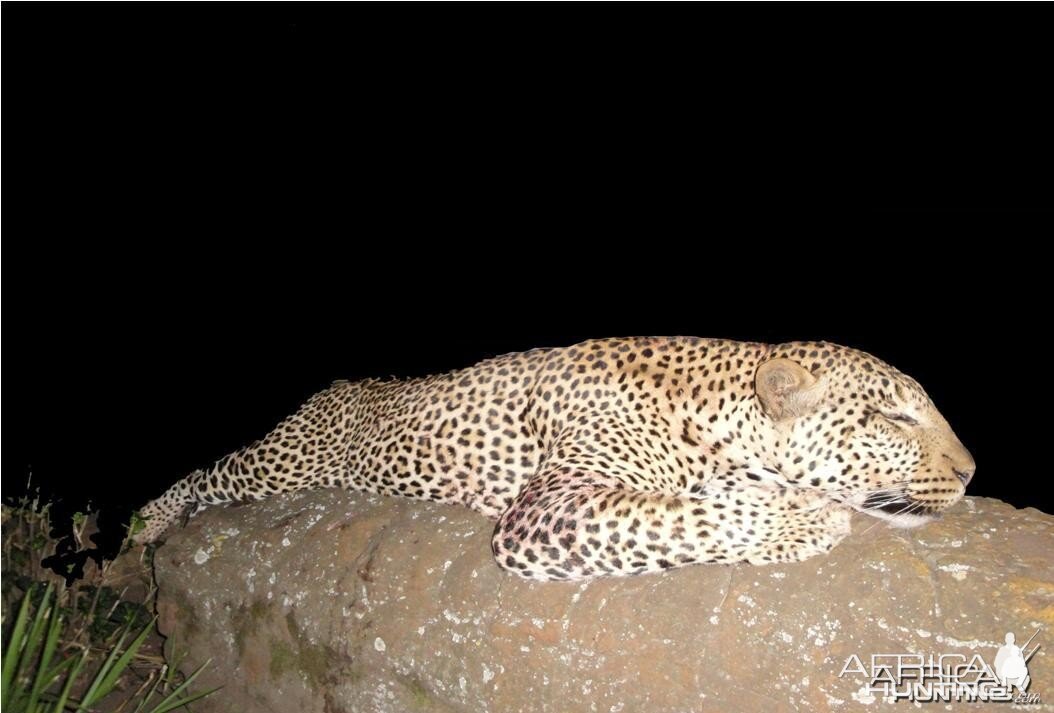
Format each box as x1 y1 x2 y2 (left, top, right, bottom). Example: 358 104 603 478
133 381 364 543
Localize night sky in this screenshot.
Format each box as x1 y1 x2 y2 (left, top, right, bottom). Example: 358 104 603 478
3 11 1050 562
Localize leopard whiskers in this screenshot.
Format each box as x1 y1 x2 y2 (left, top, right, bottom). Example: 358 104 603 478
858 499 926 537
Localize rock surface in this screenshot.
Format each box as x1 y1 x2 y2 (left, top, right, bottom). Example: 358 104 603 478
153 492 1054 712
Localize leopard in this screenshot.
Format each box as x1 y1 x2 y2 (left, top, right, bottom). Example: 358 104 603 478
132 337 975 582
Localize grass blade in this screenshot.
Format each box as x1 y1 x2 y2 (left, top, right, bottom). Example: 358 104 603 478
131 669 166 713
18 585 55 709
28 591 66 709
77 626 131 709
1 584 36 707
150 685 222 713
48 651 88 713
148 658 220 713
91 619 155 701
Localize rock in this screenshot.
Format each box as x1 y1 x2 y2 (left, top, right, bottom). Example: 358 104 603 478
153 492 1054 712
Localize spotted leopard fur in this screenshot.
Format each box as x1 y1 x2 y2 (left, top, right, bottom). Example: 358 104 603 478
134 337 974 581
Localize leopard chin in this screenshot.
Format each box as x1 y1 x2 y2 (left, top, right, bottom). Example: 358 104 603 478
853 501 935 529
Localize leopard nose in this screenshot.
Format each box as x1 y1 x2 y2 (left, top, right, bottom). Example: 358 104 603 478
945 448 976 487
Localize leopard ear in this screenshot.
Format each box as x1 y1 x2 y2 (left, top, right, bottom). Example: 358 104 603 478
755 358 828 421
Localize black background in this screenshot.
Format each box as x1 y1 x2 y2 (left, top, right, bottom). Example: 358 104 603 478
3 8 1052 561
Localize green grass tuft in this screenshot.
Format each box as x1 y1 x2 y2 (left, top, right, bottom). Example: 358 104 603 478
2 490 219 712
